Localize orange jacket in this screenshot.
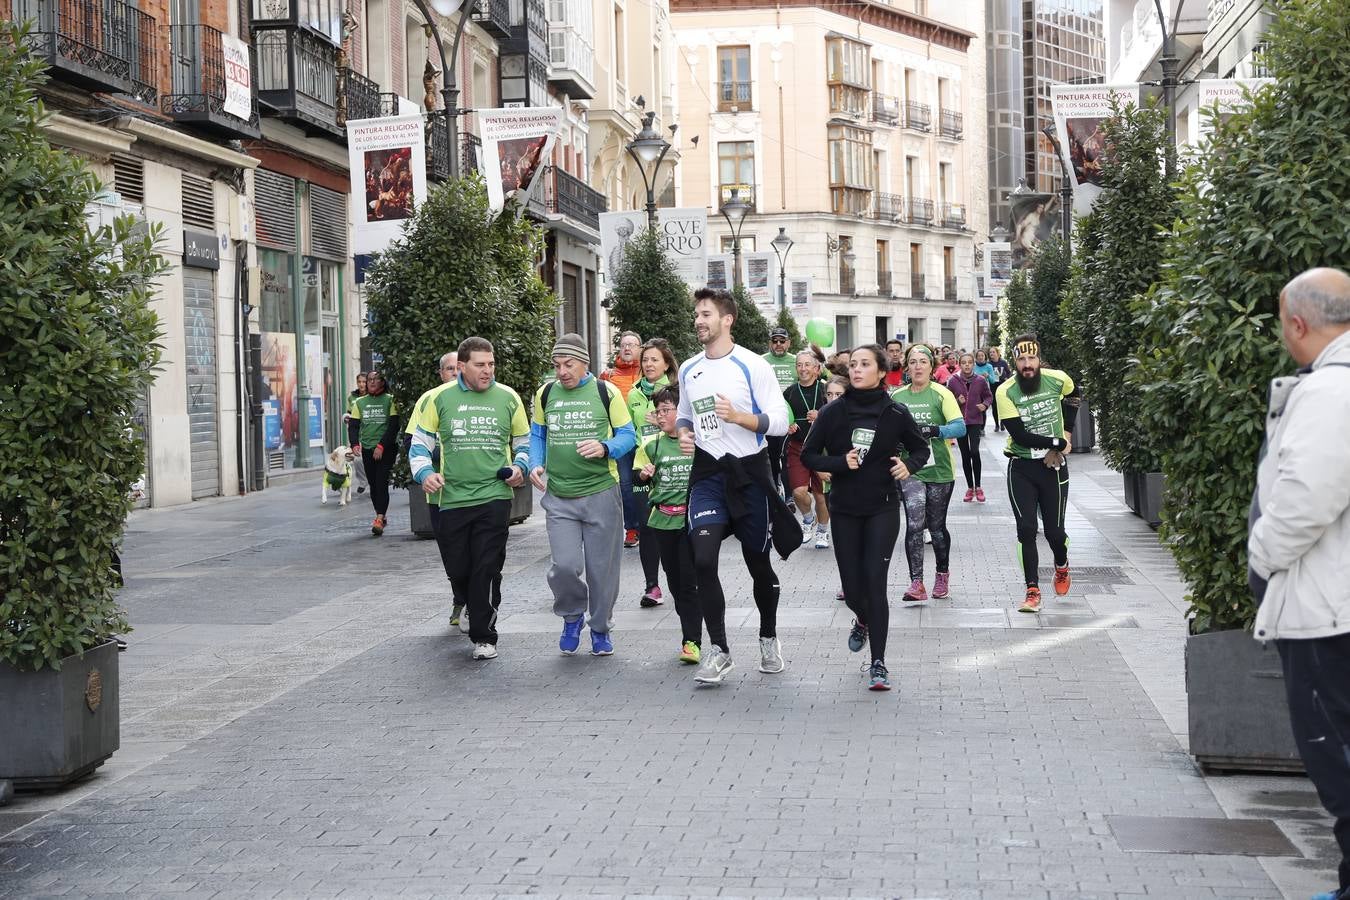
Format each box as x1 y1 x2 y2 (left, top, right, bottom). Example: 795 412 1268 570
601 359 641 401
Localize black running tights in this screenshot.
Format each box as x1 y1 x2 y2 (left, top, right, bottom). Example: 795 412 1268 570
689 522 779 653
362 448 395 516
831 507 901 664
1007 457 1069 586
902 479 955 580
956 424 984 490
653 527 703 645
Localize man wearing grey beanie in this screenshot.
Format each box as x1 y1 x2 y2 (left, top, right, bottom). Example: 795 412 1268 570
528 333 638 656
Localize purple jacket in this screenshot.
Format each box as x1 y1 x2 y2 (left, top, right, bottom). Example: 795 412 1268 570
946 372 993 425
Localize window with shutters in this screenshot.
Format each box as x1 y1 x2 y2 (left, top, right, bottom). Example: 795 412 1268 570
112 155 145 204
255 170 298 251
308 184 348 260
181 175 215 229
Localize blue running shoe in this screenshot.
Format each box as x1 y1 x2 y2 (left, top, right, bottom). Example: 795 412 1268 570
868 661 891 691
848 619 868 653
559 618 584 655
1311 892 1346 900
590 630 613 656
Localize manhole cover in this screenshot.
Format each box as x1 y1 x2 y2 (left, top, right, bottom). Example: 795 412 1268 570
1108 815 1300 857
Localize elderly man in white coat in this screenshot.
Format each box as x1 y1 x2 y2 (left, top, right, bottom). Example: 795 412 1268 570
1250 267 1350 900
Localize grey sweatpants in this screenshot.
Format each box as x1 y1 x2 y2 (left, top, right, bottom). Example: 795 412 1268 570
541 484 624 633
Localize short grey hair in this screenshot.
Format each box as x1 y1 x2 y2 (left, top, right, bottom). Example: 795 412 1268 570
1283 268 1350 328
439 351 459 370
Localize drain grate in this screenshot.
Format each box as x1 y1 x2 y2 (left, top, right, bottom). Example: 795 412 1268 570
1107 815 1301 857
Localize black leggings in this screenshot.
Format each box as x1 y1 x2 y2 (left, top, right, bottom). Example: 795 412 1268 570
636 489 661 589
690 523 779 653
653 527 703 645
362 448 395 516
902 479 955 580
956 424 984 490
831 507 901 664
1007 457 1069 586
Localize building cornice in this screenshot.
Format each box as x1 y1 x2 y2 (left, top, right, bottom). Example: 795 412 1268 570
40 113 136 157
670 0 974 52
119 118 260 170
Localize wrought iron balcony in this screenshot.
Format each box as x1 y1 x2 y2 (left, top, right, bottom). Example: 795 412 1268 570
13 0 157 102
544 166 607 231
910 273 926 298
472 0 511 39
873 191 904 221
162 24 260 138
839 268 856 295
255 23 340 138
939 108 964 139
944 276 958 301
906 197 934 224
903 100 931 132
871 92 900 126
461 132 483 174
940 202 967 228
877 271 893 295
717 80 751 111
426 109 452 182
340 67 382 125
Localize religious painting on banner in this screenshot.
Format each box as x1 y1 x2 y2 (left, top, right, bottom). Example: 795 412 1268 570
599 211 643 289
1050 84 1140 216
1009 188 1058 270
478 107 565 211
346 115 428 255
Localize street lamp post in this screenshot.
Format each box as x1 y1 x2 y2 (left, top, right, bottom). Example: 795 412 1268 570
1153 0 1179 181
410 0 475 180
719 187 752 289
625 111 673 228
770 226 793 312
1040 124 1074 251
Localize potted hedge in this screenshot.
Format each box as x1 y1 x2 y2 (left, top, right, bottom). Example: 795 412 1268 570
1062 99 1175 515
1132 0 1350 772
0 24 165 788
606 226 698 361
365 175 557 535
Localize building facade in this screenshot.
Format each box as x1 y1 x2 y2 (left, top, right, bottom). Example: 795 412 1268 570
672 0 987 350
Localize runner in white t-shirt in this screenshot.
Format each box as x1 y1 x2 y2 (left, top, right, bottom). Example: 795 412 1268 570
676 289 791 685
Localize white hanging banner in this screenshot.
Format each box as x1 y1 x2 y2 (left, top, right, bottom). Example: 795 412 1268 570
1194 78 1274 143
986 241 1012 294
706 253 734 291
347 115 429 255
788 275 812 308
744 251 777 311
655 208 708 288
478 107 565 212
221 34 252 121
1050 83 1140 216
599 211 643 289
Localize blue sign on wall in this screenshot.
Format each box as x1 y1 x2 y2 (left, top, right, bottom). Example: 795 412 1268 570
262 400 281 450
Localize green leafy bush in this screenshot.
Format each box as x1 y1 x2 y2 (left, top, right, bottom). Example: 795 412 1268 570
1131 0 1350 633
1000 270 1032 347
0 24 167 671
365 175 557 430
730 284 771 353
1063 99 1175 473
774 307 804 352
605 227 698 360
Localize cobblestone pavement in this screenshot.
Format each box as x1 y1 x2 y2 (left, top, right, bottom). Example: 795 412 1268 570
0 444 1339 899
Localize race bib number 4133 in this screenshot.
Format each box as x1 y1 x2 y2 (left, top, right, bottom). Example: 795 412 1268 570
692 396 722 441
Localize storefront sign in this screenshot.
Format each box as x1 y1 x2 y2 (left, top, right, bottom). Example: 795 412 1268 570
1049 83 1140 216
477 107 565 212
221 34 252 121
347 115 429 255
183 229 220 270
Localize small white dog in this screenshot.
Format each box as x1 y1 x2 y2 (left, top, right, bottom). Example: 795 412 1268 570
322 446 354 506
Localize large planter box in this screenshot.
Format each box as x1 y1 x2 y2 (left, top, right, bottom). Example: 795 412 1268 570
1186 629 1302 774
1122 471 1142 514
1139 471 1165 528
0 640 120 789
1071 400 1096 453
509 483 533 525
408 486 435 538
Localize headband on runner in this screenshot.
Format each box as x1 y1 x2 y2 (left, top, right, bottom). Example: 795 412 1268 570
1014 340 1040 359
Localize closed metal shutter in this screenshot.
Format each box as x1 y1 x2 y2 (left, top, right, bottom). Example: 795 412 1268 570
183 271 220 499
255 169 297 251
308 184 348 260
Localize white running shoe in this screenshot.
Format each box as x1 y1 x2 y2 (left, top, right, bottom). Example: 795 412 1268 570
758 636 785 673
815 527 830 550
471 643 497 660
801 513 815 543
694 647 735 685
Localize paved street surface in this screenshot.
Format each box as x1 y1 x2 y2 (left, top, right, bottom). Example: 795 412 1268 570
1 443 1340 899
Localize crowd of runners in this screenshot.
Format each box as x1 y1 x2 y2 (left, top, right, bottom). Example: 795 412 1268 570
355 288 1080 692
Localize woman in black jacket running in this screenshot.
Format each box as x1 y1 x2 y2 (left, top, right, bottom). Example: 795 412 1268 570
801 345 930 691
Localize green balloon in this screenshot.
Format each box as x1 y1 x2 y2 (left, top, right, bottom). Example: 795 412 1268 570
805 318 835 347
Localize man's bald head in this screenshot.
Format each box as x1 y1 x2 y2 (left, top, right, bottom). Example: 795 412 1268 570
1279 268 1350 366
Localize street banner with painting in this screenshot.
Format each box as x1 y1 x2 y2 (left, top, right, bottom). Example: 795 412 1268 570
1050 83 1140 216
600 211 643 292
347 115 428 254
706 253 733 291
744 251 777 311
788 276 812 309
1008 187 1057 270
1194 78 1274 143
478 107 565 212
